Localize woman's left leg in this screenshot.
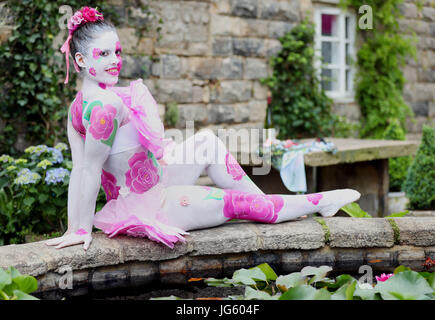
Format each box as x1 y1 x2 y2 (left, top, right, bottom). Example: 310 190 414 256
162 185 361 232
163 130 264 194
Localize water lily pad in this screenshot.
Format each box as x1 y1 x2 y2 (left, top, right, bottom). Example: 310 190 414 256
300 265 332 284
276 272 306 291
375 271 434 300
232 267 267 286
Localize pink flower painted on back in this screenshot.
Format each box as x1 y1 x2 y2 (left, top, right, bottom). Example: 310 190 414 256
89 104 117 140
225 151 246 181
101 169 120 201
70 91 86 139
306 193 323 205
125 152 160 194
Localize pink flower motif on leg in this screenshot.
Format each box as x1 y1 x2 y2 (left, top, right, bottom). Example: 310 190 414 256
89 104 117 140
306 193 323 205
101 169 120 201
223 190 278 223
125 152 160 194
225 151 246 181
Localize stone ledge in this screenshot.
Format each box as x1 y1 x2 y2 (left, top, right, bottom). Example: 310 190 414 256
0 217 434 298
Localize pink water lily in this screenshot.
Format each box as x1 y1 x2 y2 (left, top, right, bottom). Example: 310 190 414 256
375 273 394 282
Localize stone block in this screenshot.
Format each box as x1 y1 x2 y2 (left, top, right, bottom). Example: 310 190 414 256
207 104 236 123
305 248 335 267
412 101 429 117
325 217 395 248
91 265 130 291
281 251 303 273
253 81 268 100
188 222 259 255
399 3 418 19
244 18 269 37
159 256 190 284
176 104 208 127
393 217 435 246
268 21 294 38
152 54 181 79
233 102 251 122
230 0 258 18
244 58 268 80
366 250 395 270
156 79 194 103
121 55 152 79
397 250 426 271
260 0 300 22
221 57 244 79
335 250 364 272
223 253 254 275
212 37 233 56
211 14 247 37
422 7 435 21
255 218 325 250
233 38 264 57
264 39 283 58
190 256 223 278
117 27 140 54
129 262 159 287
210 80 252 103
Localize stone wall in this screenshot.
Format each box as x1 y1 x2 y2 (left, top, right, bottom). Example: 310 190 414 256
0 0 433 137
0 216 434 299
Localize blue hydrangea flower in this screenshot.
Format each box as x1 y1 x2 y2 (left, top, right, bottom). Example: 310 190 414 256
14 168 41 185
31 145 49 156
54 142 68 151
45 168 70 184
47 147 63 164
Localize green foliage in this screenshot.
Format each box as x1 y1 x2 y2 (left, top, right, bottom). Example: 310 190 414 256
164 102 179 127
0 143 106 245
0 266 39 300
340 0 417 139
340 202 372 218
403 125 435 210
383 120 413 191
153 263 435 300
261 19 351 139
0 0 156 156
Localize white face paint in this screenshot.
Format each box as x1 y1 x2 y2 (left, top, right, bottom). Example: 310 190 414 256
80 30 123 86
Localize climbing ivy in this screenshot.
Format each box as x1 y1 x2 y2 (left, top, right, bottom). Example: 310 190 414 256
339 0 418 139
0 0 157 155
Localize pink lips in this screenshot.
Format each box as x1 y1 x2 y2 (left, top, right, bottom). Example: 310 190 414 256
105 67 120 76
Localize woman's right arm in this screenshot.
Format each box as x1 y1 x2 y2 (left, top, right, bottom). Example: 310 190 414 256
65 115 85 234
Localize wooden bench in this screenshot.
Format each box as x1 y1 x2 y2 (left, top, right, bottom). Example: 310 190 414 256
227 138 419 217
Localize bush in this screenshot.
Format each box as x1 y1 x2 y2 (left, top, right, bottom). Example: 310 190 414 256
261 19 351 139
0 143 106 245
382 120 413 192
403 125 435 210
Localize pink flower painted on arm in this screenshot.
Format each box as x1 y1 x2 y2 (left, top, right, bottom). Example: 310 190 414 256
225 151 246 181
70 91 86 138
101 169 120 201
89 104 117 140
125 152 160 194
375 273 393 282
307 193 323 205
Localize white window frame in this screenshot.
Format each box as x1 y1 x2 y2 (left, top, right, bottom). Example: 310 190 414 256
314 6 356 101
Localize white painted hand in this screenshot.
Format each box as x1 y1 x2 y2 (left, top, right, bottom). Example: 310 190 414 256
45 230 93 250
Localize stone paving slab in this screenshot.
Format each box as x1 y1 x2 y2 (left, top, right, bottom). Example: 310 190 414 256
392 217 435 246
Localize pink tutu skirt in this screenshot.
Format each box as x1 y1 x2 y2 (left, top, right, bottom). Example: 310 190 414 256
93 183 188 248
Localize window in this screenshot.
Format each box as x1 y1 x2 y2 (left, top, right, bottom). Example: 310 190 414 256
314 7 356 100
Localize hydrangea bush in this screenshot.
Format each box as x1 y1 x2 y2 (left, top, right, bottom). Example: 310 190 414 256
0 143 106 245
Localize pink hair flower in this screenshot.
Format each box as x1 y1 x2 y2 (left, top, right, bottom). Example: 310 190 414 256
375 273 394 282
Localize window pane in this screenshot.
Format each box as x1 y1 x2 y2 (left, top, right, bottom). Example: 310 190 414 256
321 14 338 37
345 16 350 39
345 69 350 92
321 68 339 91
322 41 340 64
345 43 349 65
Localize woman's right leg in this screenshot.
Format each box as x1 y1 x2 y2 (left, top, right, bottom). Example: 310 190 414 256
162 185 361 232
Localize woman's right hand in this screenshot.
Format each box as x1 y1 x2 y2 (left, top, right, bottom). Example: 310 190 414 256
45 229 92 251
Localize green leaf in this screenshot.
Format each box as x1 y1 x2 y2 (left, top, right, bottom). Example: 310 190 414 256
340 202 372 218
12 275 37 294
279 285 317 300
313 288 331 300
276 272 306 292
232 267 266 286
0 268 12 290
203 277 233 287
394 265 412 274
300 265 332 284
251 263 277 281
12 289 38 300
353 282 377 300
375 271 434 300
23 197 35 206
244 286 279 300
